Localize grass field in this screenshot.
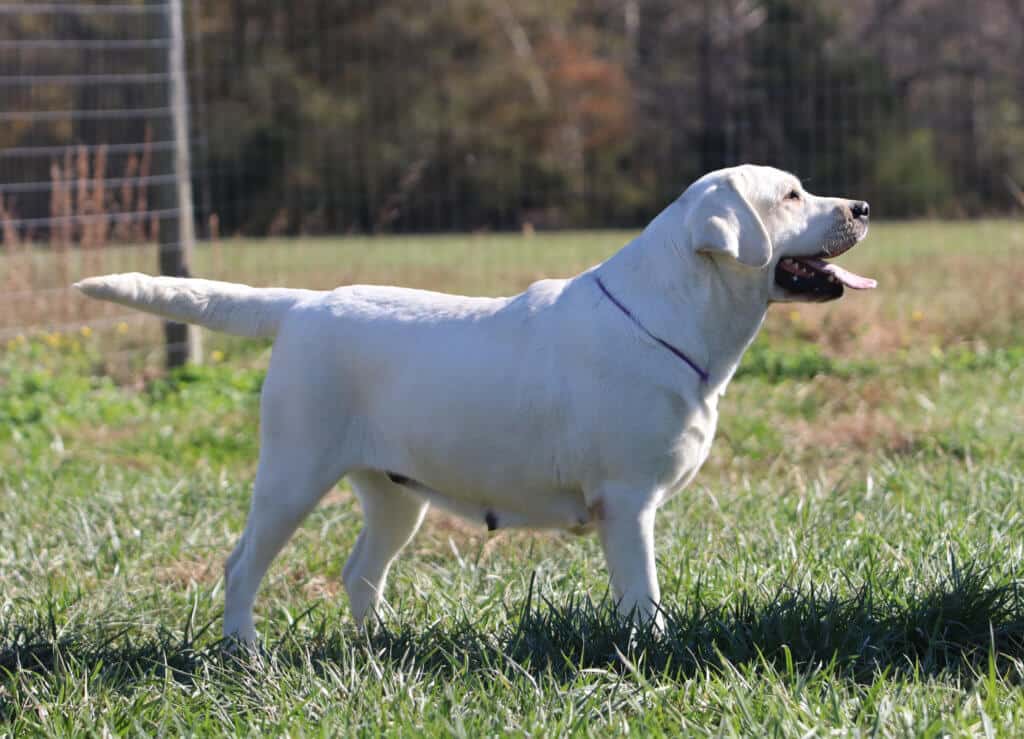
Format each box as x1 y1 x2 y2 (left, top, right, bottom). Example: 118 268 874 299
1 222 1024 734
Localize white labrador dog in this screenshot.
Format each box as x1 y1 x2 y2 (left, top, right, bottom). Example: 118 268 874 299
76 164 875 643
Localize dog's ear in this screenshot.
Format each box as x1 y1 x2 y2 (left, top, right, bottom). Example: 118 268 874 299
689 173 772 269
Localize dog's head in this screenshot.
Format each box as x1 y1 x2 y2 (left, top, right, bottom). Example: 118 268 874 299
681 165 875 302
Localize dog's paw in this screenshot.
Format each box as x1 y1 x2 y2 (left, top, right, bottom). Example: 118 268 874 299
219 631 267 662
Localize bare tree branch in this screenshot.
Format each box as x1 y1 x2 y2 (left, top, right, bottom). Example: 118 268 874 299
484 0 551 108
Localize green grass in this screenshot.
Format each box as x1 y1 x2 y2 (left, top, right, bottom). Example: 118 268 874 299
2 222 1024 734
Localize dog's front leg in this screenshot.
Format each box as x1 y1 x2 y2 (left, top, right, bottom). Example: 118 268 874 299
594 488 664 632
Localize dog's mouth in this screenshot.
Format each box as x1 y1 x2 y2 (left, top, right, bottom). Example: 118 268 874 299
774 221 876 301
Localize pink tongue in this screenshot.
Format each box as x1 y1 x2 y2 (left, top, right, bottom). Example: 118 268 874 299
805 258 877 290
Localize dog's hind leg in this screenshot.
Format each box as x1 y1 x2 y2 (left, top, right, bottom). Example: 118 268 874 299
222 446 344 644
221 326 367 645
342 470 429 626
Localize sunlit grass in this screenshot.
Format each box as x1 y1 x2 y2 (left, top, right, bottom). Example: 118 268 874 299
1 222 1023 733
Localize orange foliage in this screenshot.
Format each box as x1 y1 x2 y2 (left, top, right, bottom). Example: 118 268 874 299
540 36 631 149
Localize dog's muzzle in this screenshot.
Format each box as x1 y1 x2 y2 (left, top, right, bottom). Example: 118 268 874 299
775 207 875 301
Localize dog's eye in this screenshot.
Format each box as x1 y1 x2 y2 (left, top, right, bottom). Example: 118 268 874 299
785 189 801 202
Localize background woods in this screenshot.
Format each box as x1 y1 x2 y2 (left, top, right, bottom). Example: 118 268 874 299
3 0 1024 241
196 0 1024 233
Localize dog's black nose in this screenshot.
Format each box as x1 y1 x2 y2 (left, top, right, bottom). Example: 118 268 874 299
851 201 869 218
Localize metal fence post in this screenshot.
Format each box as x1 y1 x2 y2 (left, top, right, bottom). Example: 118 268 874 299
151 0 200 367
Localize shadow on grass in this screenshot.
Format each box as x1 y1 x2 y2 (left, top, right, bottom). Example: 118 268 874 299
352 560 1024 684
2 560 1023 706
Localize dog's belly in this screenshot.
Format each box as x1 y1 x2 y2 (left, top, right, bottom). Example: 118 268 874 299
384 471 590 531
375 389 590 529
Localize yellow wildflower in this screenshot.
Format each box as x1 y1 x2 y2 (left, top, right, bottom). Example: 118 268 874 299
911 310 924 322
117 322 129 334
211 350 225 363
80 325 93 337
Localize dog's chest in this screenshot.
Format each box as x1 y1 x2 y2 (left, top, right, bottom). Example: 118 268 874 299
660 398 719 495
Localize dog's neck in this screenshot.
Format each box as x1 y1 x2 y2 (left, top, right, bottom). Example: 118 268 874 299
593 201 770 393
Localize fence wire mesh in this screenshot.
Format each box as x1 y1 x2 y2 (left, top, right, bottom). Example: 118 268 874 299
0 0 200 367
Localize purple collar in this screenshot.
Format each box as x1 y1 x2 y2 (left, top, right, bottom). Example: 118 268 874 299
594 275 709 383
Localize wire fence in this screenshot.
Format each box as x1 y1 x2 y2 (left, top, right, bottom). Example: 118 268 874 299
1 0 1023 372
0 0 185 359
0 0 220 371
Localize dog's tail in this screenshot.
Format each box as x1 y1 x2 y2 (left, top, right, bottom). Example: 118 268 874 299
74 273 317 338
